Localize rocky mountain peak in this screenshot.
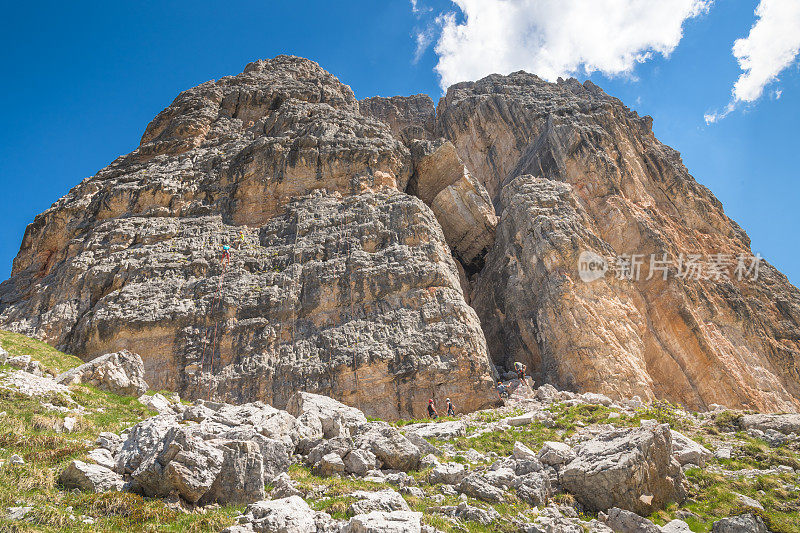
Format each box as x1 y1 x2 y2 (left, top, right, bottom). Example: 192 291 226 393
2 55 799 420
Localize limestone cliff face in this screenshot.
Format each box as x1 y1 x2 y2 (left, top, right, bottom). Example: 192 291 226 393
2 59 799 416
358 95 435 144
0 56 498 419
437 72 800 413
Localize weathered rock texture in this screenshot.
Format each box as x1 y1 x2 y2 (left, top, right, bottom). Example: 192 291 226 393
2 58 800 415
438 72 800 412
359 95 435 144
0 56 497 419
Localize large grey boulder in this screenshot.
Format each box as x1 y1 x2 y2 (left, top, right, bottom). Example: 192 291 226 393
515 471 552 506
313 453 346 477
60 460 125 492
117 415 267 505
559 423 686 515
116 414 181 475
457 473 505 503
230 496 321 533
739 414 800 435
671 430 712 467
307 437 355 466
218 426 291 479
355 425 421 471
343 511 422 533
403 420 466 440
661 519 692 533
200 440 266 505
428 462 469 485
538 441 575 466
348 489 410 515
711 514 769 533
139 393 181 415
287 392 367 438
603 507 661 533
56 350 148 396
131 426 226 502
344 449 381 476
203 401 301 448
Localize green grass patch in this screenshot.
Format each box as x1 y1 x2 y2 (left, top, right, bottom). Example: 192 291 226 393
0 330 83 375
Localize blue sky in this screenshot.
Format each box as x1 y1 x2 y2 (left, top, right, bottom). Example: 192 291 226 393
1 1 798 284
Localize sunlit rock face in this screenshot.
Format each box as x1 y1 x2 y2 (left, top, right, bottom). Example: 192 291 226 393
0 56 498 419
437 72 800 413
2 58 799 416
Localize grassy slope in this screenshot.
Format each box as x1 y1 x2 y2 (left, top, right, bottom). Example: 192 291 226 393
1 330 798 532
0 330 242 532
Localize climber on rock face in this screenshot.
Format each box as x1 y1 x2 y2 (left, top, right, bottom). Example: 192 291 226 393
497 382 509 399
514 361 527 380
427 398 438 419
222 244 231 262
446 397 455 416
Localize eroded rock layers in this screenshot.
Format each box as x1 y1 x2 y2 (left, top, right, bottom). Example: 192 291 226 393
436 72 800 412
2 58 799 415
0 56 497 418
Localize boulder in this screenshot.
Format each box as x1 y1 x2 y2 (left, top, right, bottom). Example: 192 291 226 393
218 427 291 479
132 426 225 502
507 413 535 427
60 460 125 492
513 441 539 462
287 392 367 438
582 393 613 407
661 519 693 533
269 472 302 499
119 416 267 505
535 384 560 402
457 473 505 503
200 440 266 505
420 453 439 469
483 467 516 489
139 393 180 415
537 441 575 466
313 453 346 477
739 414 800 435
116 414 181 474
515 471 551 506
671 431 712 467
205 402 300 448
56 350 148 396
428 462 469 485
344 449 380 476
307 437 354 469
403 420 466 440
355 425 421 471
403 431 442 457
525 505 589 533
348 489 410 515
711 514 769 533
343 511 423 533
234 496 320 533
87 448 117 470
559 423 686 514
603 507 661 533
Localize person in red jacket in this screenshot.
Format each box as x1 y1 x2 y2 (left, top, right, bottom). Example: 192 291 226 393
427 399 438 419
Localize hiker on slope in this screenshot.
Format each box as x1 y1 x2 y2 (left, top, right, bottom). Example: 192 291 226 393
427 399 438 419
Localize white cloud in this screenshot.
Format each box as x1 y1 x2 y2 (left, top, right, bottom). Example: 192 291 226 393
414 27 435 64
428 0 711 90
705 0 800 124
775 89 783 99
410 0 431 15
